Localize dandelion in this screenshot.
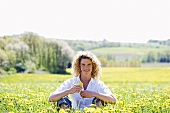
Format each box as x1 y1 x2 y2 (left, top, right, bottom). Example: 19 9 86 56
65 108 70 112
8 103 14 107
103 106 109 111
75 111 81 113
131 93 136 97
79 82 83 87
166 99 170 103
118 100 124 105
96 107 102 112
59 109 65 113
90 104 96 107
1 70 170 113
19 110 25 113
84 107 95 113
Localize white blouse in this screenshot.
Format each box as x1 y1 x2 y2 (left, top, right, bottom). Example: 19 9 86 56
50 75 113 109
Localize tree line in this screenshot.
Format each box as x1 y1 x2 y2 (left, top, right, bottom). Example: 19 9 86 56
0 32 170 75
142 51 170 63
0 32 74 74
65 39 170 67
64 39 121 51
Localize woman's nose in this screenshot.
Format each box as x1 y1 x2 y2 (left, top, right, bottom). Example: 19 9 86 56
84 65 89 68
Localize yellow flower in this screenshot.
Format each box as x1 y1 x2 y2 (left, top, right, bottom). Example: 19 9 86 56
8 103 14 107
118 100 124 105
79 82 83 87
96 107 102 112
59 109 65 113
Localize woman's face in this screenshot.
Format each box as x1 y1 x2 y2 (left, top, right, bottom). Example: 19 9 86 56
80 58 92 76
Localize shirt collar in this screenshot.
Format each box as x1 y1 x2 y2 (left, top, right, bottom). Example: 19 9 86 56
77 74 96 84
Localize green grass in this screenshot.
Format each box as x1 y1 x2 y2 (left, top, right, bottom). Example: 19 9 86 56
90 47 169 55
0 67 170 113
101 67 170 83
1 67 169 83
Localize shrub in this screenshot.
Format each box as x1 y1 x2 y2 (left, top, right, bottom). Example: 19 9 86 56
8 68 17 75
0 68 7 75
24 61 36 73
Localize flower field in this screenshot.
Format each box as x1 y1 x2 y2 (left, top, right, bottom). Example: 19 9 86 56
0 67 170 113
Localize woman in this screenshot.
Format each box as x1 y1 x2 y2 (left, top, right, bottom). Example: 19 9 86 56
49 51 117 109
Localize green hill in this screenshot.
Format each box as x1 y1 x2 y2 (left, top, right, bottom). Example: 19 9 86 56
90 46 168 60
63 39 170 67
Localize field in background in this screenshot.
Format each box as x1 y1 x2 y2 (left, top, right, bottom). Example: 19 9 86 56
0 67 170 112
90 46 170 63
90 46 168 55
141 63 170 67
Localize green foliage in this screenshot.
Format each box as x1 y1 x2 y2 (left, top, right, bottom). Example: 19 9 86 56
0 68 7 75
148 39 170 46
64 39 120 51
142 50 170 63
0 32 74 74
91 46 170 66
1 33 170 70
98 56 108 67
0 49 8 70
40 66 47 71
15 62 25 72
8 68 17 75
0 38 7 50
24 61 36 73
64 39 170 66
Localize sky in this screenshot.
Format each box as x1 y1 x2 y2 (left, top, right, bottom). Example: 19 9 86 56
0 0 170 43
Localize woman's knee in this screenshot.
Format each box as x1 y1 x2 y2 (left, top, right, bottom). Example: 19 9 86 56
57 96 72 108
92 97 105 107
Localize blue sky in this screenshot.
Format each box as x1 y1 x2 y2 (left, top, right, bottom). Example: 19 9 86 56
0 0 170 43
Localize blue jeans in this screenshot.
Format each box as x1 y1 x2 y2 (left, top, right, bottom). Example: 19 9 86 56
92 97 104 106
57 96 72 108
57 96 104 108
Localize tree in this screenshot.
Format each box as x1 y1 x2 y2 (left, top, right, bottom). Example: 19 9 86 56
0 38 7 50
5 50 16 70
0 49 8 70
98 56 108 67
147 52 157 63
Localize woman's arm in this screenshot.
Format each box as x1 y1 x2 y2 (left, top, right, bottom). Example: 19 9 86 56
49 89 70 102
80 90 117 104
49 85 82 102
94 92 117 104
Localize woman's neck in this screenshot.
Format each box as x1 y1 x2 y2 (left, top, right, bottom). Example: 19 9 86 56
80 74 91 84
80 74 91 90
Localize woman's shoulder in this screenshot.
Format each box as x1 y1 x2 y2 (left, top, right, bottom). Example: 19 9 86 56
64 76 79 84
92 78 104 85
92 78 108 89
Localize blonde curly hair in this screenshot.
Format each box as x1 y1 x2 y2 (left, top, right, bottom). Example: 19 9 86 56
71 51 102 78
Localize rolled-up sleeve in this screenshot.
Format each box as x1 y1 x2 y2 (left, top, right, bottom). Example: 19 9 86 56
98 82 113 95
50 79 71 96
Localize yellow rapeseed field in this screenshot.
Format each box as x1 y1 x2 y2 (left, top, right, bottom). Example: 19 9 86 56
0 67 170 113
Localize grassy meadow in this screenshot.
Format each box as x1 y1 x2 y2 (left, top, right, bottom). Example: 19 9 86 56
0 67 170 113
90 46 169 55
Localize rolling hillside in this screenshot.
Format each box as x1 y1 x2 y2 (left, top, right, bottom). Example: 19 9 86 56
90 46 168 61
64 39 170 67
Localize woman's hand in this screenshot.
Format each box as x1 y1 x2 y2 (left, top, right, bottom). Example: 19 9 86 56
68 85 82 94
80 90 97 98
